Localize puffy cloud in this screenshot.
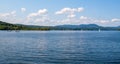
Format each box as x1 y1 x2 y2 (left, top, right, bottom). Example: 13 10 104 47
55 8 73 14
0 11 16 17
38 9 47 14
100 20 109 23
26 9 49 25
55 7 84 18
0 11 20 24
0 8 119 26
27 9 48 18
21 8 26 12
80 16 88 20
55 7 84 15
11 11 16 15
111 18 120 22
0 13 10 17
27 13 38 18
56 17 96 25
78 8 84 12
67 14 76 18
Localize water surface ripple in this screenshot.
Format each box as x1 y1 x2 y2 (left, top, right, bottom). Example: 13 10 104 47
0 31 120 64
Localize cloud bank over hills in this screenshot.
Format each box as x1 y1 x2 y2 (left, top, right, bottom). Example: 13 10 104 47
0 0 120 26
0 7 120 26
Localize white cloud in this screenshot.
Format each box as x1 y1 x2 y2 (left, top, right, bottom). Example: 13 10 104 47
0 11 19 24
0 8 119 26
55 8 72 14
26 9 49 25
100 20 109 23
55 7 84 18
55 11 63 15
21 8 26 12
11 11 16 15
0 13 10 17
55 7 84 15
38 9 47 14
111 18 120 22
80 16 88 20
56 17 93 25
67 14 76 18
78 8 84 12
27 13 38 18
0 10 16 18
27 9 48 18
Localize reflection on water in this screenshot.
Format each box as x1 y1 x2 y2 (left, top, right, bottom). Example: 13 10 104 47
0 31 120 64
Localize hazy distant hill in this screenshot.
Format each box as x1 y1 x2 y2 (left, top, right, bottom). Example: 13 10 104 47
56 24 101 29
0 21 120 31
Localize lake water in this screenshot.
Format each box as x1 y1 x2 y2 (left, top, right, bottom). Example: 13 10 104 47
0 31 120 64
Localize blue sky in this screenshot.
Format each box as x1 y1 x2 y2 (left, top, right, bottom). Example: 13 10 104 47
0 0 120 26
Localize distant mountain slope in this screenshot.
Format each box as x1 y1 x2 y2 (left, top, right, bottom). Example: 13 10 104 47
56 24 101 29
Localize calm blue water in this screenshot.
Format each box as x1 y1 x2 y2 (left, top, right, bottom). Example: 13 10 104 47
0 31 120 64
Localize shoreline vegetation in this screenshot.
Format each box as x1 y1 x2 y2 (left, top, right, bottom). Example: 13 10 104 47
0 21 120 31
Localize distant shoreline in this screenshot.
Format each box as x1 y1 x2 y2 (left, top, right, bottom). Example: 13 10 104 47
0 21 120 31
0 30 120 32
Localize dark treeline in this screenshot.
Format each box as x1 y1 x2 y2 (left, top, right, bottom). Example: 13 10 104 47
0 21 51 30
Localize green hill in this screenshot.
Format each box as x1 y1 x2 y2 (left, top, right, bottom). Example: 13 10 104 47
0 21 21 30
0 21 51 30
